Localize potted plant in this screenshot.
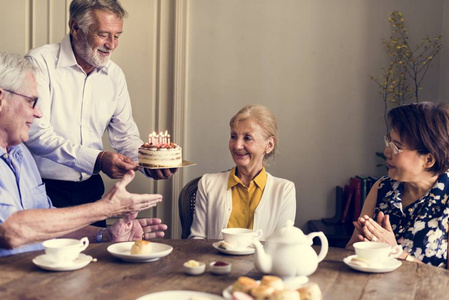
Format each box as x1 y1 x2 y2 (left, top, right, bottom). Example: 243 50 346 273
371 11 443 131
370 11 442 165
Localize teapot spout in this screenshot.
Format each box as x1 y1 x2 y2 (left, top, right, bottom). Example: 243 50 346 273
253 240 272 274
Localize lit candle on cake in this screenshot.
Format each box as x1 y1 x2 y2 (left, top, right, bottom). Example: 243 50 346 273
148 131 156 145
159 132 164 145
164 130 168 145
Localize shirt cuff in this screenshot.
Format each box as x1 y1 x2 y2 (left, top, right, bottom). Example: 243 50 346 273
96 228 107 243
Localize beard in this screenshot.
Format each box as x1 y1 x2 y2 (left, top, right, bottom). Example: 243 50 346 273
73 33 112 68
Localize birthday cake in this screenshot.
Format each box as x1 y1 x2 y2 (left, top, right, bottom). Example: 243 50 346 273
138 131 183 168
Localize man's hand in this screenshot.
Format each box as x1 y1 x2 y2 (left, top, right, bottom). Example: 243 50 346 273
104 213 168 242
101 151 140 179
100 170 163 217
144 168 178 180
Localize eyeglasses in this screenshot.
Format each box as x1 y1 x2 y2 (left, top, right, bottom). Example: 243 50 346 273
384 134 411 155
4 89 38 109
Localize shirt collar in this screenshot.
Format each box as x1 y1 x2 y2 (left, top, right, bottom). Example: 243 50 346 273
227 166 267 189
0 144 21 156
57 34 110 74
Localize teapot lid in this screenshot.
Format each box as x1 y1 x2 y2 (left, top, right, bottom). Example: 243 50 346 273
267 220 307 244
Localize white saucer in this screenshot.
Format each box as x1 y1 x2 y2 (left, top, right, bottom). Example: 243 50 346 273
137 290 223 300
222 277 308 299
107 242 173 262
343 255 402 273
33 253 93 271
212 241 255 255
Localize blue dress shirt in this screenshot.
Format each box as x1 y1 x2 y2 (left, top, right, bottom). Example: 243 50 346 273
0 143 53 256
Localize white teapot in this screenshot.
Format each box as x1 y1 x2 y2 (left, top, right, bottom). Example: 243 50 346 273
253 220 328 278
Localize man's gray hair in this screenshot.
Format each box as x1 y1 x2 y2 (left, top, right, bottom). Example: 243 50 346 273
69 0 128 33
0 52 35 92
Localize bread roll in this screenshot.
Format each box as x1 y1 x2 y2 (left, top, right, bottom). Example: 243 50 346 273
297 282 322 300
261 275 284 291
231 276 259 293
130 239 152 255
250 285 275 299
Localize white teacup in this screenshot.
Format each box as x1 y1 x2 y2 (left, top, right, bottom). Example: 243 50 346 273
42 237 89 264
221 228 263 249
353 241 402 265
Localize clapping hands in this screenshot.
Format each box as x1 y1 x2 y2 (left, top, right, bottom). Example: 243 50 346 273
353 212 397 247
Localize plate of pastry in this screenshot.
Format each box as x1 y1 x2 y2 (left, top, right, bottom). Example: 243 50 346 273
107 240 173 263
137 290 223 300
223 275 315 300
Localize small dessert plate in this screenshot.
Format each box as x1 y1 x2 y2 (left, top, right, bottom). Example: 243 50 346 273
343 255 402 273
212 241 255 255
33 253 93 272
139 160 196 169
107 242 173 263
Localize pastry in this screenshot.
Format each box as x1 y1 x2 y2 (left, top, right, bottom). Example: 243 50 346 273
130 239 152 255
250 285 275 299
231 276 259 293
260 275 284 291
297 282 322 300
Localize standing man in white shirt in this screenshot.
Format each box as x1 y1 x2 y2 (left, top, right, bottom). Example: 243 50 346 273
25 0 176 227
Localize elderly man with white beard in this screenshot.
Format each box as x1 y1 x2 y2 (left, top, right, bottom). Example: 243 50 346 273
24 0 176 228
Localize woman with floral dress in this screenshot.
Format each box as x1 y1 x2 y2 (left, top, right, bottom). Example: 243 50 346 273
347 102 449 268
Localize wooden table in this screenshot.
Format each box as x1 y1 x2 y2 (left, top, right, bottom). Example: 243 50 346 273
1 239 448 299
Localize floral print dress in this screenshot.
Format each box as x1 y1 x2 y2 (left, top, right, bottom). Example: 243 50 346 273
374 172 449 268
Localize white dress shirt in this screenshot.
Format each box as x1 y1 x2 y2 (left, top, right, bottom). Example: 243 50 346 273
189 170 297 240
25 34 143 182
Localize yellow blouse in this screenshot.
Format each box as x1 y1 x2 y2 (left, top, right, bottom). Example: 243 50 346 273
226 166 267 229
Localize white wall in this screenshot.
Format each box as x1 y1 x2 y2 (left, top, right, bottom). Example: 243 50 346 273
184 0 446 230
0 0 447 235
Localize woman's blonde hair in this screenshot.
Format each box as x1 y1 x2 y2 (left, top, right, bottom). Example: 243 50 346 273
229 104 278 160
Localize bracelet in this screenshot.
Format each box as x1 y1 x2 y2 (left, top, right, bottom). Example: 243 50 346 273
404 254 414 262
96 228 107 243
98 151 106 172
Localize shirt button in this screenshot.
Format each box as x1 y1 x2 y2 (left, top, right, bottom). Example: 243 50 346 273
2 154 8 159
408 208 413 213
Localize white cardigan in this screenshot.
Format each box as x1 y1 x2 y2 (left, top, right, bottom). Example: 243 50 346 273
188 170 296 240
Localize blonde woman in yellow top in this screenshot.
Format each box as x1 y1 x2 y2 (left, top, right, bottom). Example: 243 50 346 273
189 105 296 240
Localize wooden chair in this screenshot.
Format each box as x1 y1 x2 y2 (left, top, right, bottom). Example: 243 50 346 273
178 176 202 239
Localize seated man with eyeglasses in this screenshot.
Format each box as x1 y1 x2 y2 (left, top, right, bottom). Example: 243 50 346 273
0 51 167 257
23 0 176 228
346 102 449 269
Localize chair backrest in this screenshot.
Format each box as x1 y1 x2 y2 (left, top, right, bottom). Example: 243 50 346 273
178 176 202 239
